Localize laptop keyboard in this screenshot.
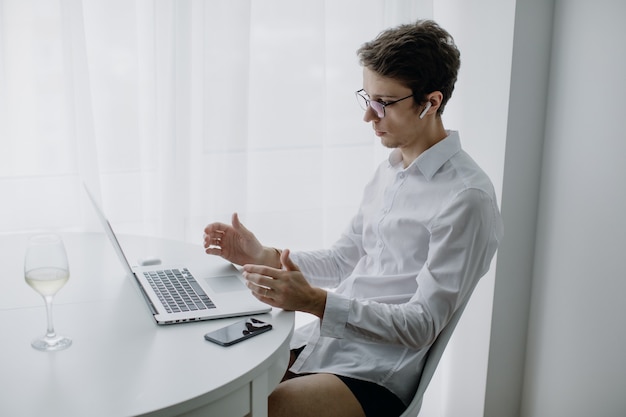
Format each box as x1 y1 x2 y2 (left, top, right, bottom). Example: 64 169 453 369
143 268 216 313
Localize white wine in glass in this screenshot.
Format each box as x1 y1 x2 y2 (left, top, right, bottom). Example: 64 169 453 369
24 234 72 351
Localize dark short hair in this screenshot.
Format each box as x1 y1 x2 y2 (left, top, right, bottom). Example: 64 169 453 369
357 20 460 115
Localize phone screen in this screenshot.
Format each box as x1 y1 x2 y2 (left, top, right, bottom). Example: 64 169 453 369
204 317 272 346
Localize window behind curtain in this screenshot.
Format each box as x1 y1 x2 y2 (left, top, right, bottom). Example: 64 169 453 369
0 0 428 251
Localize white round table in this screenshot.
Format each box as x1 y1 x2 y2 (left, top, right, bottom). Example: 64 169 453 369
0 232 294 417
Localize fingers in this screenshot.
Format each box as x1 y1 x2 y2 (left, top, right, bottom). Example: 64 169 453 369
203 228 225 251
203 221 229 235
204 213 238 251
248 280 273 301
243 269 275 304
242 258 297 298
243 266 276 290
232 212 251 236
242 263 310 312
280 249 300 272
231 212 240 229
203 229 226 258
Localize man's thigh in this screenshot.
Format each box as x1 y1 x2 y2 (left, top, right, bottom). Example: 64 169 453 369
269 373 366 417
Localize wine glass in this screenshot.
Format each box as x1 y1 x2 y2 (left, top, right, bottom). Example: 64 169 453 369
24 233 72 351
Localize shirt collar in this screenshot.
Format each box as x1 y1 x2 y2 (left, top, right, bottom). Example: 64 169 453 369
388 130 462 180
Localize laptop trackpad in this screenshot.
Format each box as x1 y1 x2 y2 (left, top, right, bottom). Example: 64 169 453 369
204 276 246 293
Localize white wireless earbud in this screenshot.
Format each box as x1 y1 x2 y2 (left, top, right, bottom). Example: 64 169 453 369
419 102 432 119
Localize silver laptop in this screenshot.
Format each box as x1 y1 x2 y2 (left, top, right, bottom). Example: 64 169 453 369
84 184 271 324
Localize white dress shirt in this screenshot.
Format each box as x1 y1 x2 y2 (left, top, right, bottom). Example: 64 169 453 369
288 131 503 405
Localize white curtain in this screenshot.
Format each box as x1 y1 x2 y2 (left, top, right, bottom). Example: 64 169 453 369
2 2 503 416
0 0 431 249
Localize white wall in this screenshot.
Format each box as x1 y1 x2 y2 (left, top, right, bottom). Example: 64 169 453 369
483 0 554 415
521 1 626 416
482 0 626 416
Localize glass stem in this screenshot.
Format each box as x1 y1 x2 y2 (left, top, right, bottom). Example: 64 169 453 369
43 295 57 339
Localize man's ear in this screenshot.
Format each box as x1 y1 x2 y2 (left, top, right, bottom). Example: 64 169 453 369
420 91 443 118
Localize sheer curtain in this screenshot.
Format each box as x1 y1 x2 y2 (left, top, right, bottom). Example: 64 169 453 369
0 0 430 250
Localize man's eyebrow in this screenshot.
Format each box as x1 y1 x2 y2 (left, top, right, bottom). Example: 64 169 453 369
370 92 404 100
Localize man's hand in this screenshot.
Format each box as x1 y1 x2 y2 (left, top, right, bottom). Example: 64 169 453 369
242 249 327 318
203 212 266 266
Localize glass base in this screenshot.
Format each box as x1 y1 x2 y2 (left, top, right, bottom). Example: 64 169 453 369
31 335 72 351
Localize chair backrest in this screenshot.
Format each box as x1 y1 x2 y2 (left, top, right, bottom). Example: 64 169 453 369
399 299 470 417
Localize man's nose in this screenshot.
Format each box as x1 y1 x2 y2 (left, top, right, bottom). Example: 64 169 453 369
363 106 380 123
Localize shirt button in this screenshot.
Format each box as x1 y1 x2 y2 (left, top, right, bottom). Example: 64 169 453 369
377 240 383 248
398 172 406 179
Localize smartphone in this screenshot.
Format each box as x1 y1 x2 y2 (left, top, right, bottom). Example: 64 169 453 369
204 317 272 346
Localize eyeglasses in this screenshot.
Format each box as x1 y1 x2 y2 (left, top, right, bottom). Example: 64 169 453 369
355 89 414 118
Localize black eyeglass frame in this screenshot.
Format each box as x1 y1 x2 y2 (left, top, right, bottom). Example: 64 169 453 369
355 89 414 118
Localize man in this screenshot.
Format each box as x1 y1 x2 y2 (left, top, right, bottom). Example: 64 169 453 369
203 19 503 417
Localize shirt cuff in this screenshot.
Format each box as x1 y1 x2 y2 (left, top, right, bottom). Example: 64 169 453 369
320 291 351 338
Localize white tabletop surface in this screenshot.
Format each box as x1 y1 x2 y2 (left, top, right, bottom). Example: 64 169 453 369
0 232 294 417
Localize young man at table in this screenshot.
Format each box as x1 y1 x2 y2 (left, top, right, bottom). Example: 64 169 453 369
203 19 502 417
